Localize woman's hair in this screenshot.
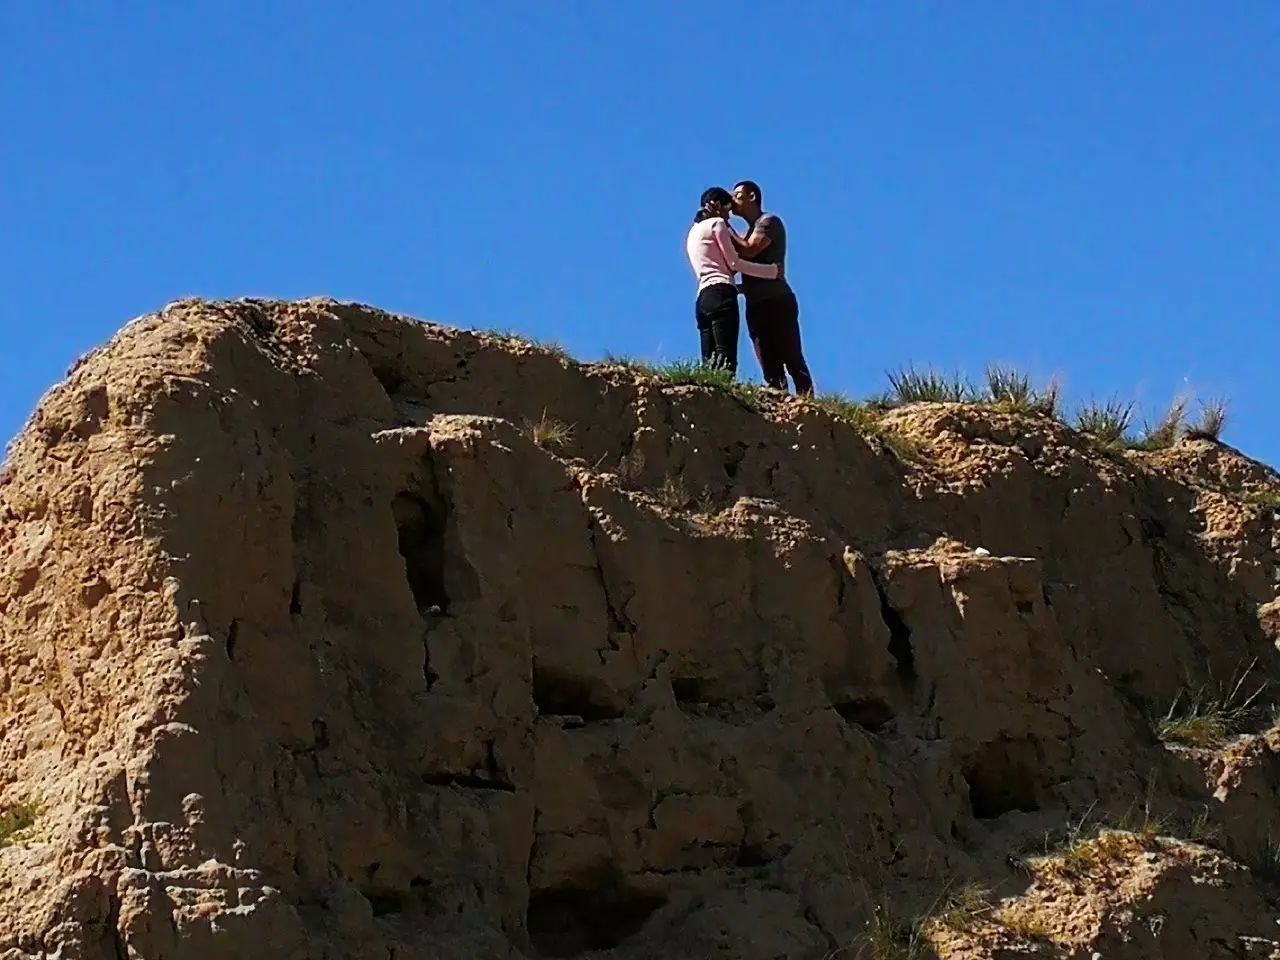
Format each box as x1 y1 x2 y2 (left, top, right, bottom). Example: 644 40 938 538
694 186 732 223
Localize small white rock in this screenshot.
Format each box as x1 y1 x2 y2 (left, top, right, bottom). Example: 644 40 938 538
973 547 992 557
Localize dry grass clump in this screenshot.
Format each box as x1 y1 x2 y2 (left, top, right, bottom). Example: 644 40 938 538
881 363 1060 414
484 328 571 361
861 901 930 960
1185 397 1229 442
886 365 974 404
1132 398 1189 451
847 881 992 958
1032 828 1143 879
813 392 885 430
932 882 991 931
1011 783 1237 890
1073 393 1232 452
655 473 693 511
1012 802 1159 881
600 352 655 374
1152 660 1267 748
984 365 1061 416
1074 398 1135 448
638 360 769 411
652 359 736 389
525 411 574 451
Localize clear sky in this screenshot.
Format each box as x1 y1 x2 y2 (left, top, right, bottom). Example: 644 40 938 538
3 4 1278 464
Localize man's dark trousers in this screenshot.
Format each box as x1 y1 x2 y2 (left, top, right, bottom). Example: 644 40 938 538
747 291 812 394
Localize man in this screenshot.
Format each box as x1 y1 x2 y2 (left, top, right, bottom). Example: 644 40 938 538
730 180 814 395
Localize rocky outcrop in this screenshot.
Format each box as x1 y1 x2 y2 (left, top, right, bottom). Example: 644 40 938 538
1 298 1278 958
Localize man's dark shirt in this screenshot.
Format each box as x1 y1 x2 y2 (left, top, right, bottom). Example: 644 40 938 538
740 212 792 303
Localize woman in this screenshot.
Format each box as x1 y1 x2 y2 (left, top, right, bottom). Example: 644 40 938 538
684 187 781 375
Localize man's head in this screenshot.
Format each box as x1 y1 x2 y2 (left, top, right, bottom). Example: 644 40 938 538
731 180 763 218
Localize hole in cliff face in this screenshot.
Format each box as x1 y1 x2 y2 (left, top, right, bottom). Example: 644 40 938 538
834 698 894 733
225 619 239 661
670 676 773 724
365 876 432 918
736 841 774 867
883 609 915 682
871 578 916 684
533 666 622 722
671 677 710 705
393 491 449 615
721 442 746 480
964 739 1041 819
1140 516 1165 542
371 361 406 399
527 887 665 958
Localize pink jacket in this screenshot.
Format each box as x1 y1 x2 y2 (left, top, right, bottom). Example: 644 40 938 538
685 217 779 292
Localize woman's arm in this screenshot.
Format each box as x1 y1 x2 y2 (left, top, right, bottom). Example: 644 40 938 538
712 220 778 279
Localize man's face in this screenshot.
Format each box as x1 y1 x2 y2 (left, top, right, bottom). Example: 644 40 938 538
731 185 757 216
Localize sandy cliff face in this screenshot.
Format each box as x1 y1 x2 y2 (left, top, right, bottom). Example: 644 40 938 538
1 299 1278 959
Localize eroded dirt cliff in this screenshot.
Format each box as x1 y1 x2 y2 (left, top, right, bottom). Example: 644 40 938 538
2 299 1279 959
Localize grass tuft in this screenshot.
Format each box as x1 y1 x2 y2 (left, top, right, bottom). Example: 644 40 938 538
1184 805 1222 846
1132 397 1188 451
886 365 974 405
1037 379 1063 418
863 902 929 960
525 411 574 451
1034 831 1136 879
653 359 738 389
1009 788 1234 890
0 802 38 848
984 364 1033 407
1152 660 1268 748
1074 398 1135 446
646 360 771 413
1013 803 1134 879
655 473 692 511
601 353 657 376
984 365 1060 416
1185 397 1229 442
813 392 881 429
934 882 991 931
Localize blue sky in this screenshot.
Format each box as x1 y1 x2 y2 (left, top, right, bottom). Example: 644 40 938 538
3 4 1278 464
